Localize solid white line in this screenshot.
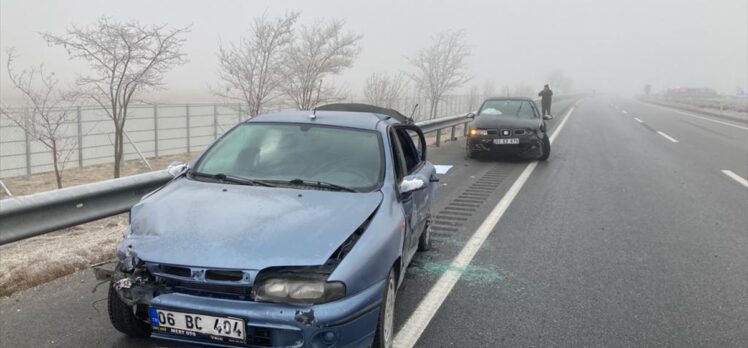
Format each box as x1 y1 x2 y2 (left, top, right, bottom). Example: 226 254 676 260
622 110 628 114
640 102 748 131
722 170 748 188
657 131 679 143
393 106 576 348
634 117 644 123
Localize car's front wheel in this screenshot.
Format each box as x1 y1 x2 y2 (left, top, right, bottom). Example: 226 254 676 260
538 134 551 161
108 283 151 338
372 268 397 348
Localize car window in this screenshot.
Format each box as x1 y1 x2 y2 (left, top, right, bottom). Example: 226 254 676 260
479 100 537 119
396 128 423 174
194 123 383 191
390 129 407 180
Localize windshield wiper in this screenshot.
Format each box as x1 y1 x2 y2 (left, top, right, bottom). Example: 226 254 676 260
284 178 357 192
190 171 275 187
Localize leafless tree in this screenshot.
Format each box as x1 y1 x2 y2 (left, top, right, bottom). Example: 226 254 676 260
40 16 190 178
407 30 472 119
282 19 362 110
363 72 408 108
0 50 78 188
215 12 299 117
547 69 573 94
513 84 535 98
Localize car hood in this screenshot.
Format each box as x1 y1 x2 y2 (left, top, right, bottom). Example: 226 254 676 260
125 178 383 270
472 116 541 130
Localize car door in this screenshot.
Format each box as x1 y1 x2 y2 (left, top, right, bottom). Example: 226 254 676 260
389 128 418 264
392 125 436 259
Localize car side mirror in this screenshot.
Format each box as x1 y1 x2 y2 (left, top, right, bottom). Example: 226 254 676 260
399 175 427 195
466 112 477 119
543 115 553 120
167 160 188 177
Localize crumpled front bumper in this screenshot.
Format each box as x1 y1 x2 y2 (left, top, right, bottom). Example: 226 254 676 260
148 279 385 348
467 135 543 158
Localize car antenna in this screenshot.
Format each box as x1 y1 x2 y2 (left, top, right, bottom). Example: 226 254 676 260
409 103 419 121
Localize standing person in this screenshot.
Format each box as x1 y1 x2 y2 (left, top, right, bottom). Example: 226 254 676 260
538 84 553 117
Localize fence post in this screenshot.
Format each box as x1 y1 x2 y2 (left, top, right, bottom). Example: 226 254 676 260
76 106 83 168
23 108 31 177
153 105 159 158
185 104 191 153
213 104 218 139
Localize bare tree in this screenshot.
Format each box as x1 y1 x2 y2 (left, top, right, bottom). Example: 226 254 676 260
363 72 408 108
407 30 472 119
0 50 78 188
282 19 362 110
40 16 190 178
547 69 573 94
215 12 299 117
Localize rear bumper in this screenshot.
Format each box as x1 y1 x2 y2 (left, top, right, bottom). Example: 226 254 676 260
467 135 543 157
148 279 384 348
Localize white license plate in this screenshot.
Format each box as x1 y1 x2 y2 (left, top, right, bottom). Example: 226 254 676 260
149 308 245 343
493 138 519 145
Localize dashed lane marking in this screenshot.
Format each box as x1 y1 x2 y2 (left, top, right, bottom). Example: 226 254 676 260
657 131 679 143
722 170 748 188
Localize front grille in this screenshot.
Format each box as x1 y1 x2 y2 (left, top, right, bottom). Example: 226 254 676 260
514 129 527 135
485 129 498 135
168 280 253 300
247 327 273 347
205 270 244 282
160 265 191 278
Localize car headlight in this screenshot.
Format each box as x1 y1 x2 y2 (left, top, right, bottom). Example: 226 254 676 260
469 129 488 136
253 273 346 305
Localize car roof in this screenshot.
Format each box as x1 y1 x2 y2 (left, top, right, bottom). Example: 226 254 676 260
247 110 395 130
482 97 536 103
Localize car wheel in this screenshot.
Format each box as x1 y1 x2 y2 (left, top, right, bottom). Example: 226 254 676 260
372 268 396 348
108 283 151 338
539 134 551 161
418 218 432 251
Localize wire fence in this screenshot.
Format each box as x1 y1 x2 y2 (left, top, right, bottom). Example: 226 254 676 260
0 94 485 178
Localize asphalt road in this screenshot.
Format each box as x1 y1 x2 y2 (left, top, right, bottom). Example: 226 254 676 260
1 96 746 347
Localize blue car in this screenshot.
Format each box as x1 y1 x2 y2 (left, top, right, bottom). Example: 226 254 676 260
100 104 438 348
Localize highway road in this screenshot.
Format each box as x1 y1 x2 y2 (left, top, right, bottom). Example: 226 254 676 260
1 96 747 347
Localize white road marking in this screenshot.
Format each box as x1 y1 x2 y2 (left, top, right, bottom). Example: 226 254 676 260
657 131 679 143
634 117 644 123
622 110 628 114
722 170 748 188
393 106 576 348
640 102 748 131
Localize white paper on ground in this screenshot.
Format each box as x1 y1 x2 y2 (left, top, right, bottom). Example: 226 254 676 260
434 165 453 175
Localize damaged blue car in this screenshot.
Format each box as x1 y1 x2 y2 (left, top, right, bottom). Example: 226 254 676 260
97 104 437 348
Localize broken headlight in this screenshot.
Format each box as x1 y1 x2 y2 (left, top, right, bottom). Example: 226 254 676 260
253 272 345 305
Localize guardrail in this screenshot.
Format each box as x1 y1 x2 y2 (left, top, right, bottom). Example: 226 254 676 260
0 95 578 245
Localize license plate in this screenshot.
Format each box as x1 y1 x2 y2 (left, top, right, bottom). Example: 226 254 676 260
149 308 245 343
493 138 519 145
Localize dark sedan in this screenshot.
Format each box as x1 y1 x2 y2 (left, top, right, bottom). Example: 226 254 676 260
466 97 551 160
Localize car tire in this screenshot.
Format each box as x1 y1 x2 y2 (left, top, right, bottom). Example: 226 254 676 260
539 134 551 161
418 218 432 251
108 283 151 338
372 268 396 348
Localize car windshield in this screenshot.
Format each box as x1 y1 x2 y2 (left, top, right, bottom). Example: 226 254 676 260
193 123 383 191
479 100 537 119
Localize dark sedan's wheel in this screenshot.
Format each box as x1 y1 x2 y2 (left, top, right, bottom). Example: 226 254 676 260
539 134 551 161
373 268 396 348
418 218 432 251
108 283 151 338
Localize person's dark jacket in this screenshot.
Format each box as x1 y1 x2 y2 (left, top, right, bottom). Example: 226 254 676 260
538 88 553 106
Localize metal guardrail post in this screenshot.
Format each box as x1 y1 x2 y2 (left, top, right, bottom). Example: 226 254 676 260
76 106 83 168
464 121 469 136
450 125 456 141
23 108 31 177
185 104 191 153
153 105 159 158
213 104 218 139
435 129 441 147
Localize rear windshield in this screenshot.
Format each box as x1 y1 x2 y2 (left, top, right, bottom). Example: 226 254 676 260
194 123 383 191
479 100 537 119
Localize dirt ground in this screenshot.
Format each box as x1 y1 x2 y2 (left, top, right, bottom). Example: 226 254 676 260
0 152 199 296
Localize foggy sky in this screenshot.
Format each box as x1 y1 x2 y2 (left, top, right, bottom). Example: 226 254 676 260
1 0 746 104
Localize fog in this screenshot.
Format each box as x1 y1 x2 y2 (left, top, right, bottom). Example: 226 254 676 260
1 0 746 104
